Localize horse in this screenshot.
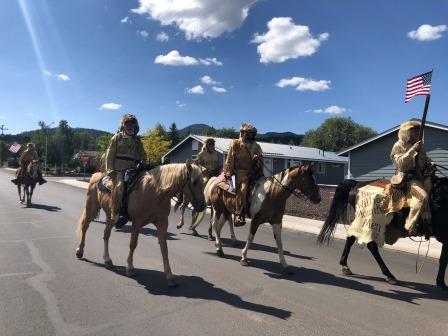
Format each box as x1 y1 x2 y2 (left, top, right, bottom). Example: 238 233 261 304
176 176 238 244
195 165 321 273
317 175 448 290
76 162 206 287
15 161 40 205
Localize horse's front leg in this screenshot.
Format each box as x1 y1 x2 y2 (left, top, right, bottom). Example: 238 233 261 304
240 221 260 267
366 241 398 285
228 217 238 247
17 185 23 203
436 243 448 290
340 236 356 275
213 212 226 257
103 217 114 269
272 223 293 274
126 224 140 277
25 185 31 206
176 203 187 229
28 185 35 205
156 218 177 287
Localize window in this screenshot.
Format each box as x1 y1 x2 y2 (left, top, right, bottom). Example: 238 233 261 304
192 139 199 151
286 159 301 168
317 162 326 174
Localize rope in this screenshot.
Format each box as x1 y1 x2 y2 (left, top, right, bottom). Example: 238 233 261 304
414 237 431 274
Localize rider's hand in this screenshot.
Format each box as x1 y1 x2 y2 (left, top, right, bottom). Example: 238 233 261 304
107 170 116 179
412 141 422 152
252 154 259 161
429 161 437 170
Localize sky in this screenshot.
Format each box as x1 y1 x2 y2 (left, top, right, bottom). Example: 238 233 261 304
0 0 447 135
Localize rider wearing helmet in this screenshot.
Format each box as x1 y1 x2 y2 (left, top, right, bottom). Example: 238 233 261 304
105 114 147 228
223 124 263 226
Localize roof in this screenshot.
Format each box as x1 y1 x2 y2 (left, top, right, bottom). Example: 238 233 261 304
337 119 448 156
162 134 348 163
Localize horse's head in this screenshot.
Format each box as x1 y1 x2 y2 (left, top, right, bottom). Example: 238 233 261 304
288 165 321 204
183 161 206 212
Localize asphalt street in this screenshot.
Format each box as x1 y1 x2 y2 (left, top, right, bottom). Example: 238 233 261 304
0 168 447 336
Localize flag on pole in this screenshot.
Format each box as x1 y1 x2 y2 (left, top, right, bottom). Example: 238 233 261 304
405 71 432 103
9 142 21 153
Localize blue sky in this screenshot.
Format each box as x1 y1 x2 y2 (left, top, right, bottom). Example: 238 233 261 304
0 0 447 135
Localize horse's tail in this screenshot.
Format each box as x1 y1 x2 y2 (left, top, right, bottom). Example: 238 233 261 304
317 179 358 245
77 173 102 236
190 177 215 229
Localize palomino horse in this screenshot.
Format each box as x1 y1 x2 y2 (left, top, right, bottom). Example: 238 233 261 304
196 165 321 273
76 163 206 287
15 161 40 205
176 176 238 244
317 175 448 290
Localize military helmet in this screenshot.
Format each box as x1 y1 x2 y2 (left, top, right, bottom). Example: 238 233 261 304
119 114 140 134
398 120 420 143
240 123 257 135
204 137 215 144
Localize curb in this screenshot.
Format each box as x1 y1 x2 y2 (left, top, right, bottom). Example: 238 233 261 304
52 178 442 258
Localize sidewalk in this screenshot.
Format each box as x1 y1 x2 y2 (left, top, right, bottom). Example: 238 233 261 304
55 178 443 259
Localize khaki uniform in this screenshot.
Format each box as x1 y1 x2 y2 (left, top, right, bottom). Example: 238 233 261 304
224 139 263 217
194 146 221 184
19 149 38 176
390 122 432 233
106 132 146 218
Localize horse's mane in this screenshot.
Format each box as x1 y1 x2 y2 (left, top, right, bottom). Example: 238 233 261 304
148 163 202 192
431 176 448 210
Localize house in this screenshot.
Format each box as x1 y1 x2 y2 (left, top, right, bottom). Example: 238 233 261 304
338 119 448 181
162 135 348 185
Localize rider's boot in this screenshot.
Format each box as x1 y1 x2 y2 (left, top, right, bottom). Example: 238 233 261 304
114 204 128 229
37 171 47 185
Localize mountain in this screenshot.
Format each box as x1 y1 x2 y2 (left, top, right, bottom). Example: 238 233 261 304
177 124 211 138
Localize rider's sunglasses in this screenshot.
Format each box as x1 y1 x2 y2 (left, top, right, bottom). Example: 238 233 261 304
124 120 136 127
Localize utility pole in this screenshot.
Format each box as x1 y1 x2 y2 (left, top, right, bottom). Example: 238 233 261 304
0 124 8 167
40 121 54 176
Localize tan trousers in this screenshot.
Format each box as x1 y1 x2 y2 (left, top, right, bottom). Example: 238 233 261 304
111 172 125 219
405 177 431 232
235 171 250 217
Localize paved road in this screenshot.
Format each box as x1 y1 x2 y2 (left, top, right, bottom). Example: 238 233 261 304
0 168 447 336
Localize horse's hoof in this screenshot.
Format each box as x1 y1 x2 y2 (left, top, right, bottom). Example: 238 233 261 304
75 249 83 259
126 268 136 277
192 230 199 237
167 278 178 288
216 249 224 258
386 276 399 285
104 260 114 269
208 235 215 241
341 266 353 276
436 282 448 291
240 259 250 267
283 265 294 275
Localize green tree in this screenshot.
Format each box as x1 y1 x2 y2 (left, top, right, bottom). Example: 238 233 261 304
54 120 74 165
301 117 376 152
154 123 168 140
215 127 238 139
142 128 171 167
168 122 180 147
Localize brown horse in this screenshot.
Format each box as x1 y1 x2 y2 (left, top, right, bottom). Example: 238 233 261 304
196 165 321 273
15 161 40 205
76 163 206 287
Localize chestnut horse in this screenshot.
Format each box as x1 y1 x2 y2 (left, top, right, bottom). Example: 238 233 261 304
76 163 206 287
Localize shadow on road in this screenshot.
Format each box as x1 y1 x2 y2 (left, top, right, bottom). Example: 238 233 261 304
26 203 61 212
81 258 292 320
91 220 179 240
208 253 448 304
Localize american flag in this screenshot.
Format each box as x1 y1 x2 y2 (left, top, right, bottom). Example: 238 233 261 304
405 71 432 103
9 142 21 153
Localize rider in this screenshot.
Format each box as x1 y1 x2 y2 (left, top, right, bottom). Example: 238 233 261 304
223 123 263 227
390 120 436 236
194 137 222 184
105 114 147 228
11 143 47 185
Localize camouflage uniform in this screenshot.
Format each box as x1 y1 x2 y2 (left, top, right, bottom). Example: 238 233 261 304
390 120 433 235
194 138 222 184
106 115 146 223
224 124 263 225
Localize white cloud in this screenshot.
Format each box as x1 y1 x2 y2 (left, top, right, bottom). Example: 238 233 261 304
176 100 187 107
154 50 222 66
43 70 52 76
201 75 219 85
212 86 226 93
185 85 205 94
156 31 169 42
25 112 34 116
199 57 223 66
137 30 149 39
57 74 70 81
276 76 331 92
307 105 346 114
407 24 447 41
99 103 123 110
121 16 130 24
252 17 329 63
131 0 256 40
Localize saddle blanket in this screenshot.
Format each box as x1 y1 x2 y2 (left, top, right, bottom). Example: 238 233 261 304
348 184 394 247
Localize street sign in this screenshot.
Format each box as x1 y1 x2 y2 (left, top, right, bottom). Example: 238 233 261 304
81 154 89 166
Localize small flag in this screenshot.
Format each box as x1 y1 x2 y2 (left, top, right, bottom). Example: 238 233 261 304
9 142 21 153
405 71 432 103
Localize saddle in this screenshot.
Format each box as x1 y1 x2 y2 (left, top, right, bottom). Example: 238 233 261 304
98 164 148 195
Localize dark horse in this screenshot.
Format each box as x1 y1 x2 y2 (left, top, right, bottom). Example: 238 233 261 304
317 175 448 290
14 161 39 205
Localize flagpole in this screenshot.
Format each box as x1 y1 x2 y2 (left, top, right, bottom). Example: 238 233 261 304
418 94 431 141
